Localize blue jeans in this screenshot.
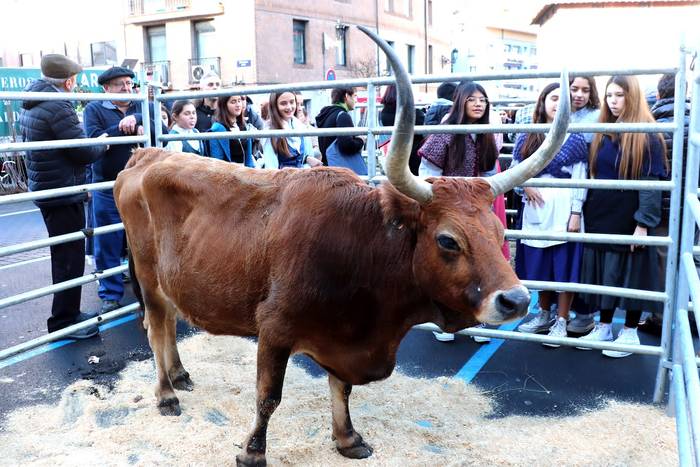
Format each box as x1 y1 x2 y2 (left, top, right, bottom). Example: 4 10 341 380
92 190 124 301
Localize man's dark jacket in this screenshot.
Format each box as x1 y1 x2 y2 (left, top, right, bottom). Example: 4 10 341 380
195 102 215 132
19 79 104 207
83 100 164 182
315 105 364 165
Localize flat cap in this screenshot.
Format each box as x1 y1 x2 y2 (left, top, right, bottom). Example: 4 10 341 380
98 66 135 86
40 54 83 80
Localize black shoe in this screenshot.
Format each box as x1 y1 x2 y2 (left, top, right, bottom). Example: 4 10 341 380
101 300 121 314
638 316 663 337
64 324 100 340
55 312 100 340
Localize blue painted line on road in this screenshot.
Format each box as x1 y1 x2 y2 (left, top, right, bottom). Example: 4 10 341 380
0 314 137 370
455 318 525 383
0 340 72 370
454 291 627 383
99 313 137 331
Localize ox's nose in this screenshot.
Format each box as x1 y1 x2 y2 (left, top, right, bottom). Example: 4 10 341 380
495 286 530 320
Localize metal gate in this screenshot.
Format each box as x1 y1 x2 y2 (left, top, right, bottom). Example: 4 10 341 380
0 45 698 461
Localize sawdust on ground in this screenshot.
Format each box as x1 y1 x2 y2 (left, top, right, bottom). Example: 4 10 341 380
0 333 678 466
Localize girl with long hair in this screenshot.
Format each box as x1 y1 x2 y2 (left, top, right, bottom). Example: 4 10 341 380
569 75 601 143
577 75 667 357
418 80 501 178
513 83 588 344
262 91 322 169
209 94 255 167
417 80 505 343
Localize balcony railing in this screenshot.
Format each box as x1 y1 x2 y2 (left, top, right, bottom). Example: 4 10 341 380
188 57 221 85
127 0 190 16
143 60 171 87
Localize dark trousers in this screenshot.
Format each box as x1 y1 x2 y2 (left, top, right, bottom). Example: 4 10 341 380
39 202 86 332
92 191 124 301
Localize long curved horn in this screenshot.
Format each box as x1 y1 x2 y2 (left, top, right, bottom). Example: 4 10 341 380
486 69 571 196
358 25 433 203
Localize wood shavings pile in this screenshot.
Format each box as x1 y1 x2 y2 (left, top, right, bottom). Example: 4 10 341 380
0 333 677 466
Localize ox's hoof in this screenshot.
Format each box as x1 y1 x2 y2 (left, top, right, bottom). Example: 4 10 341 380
235 452 266 467
157 396 181 416
336 437 374 459
172 372 195 392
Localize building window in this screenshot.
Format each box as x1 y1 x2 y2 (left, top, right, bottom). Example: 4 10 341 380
385 41 395 75
407 44 415 74
146 25 167 63
428 45 433 74
385 0 412 17
193 20 216 60
293 20 307 65
90 41 118 66
336 26 347 66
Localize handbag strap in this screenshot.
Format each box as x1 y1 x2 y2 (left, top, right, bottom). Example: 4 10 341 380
334 111 347 144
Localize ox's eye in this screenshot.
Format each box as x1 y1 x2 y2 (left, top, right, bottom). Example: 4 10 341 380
437 234 460 252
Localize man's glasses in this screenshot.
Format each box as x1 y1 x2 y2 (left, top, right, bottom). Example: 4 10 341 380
110 80 134 89
206 82 221 87
466 97 488 104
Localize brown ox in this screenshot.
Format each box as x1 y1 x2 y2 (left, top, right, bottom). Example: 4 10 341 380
115 27 570 466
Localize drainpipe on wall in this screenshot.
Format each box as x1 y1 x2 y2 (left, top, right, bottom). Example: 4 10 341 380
375 0 380 76
423 0 428 92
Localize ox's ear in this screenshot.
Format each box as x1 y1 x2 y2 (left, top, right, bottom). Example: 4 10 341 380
379 181 423 232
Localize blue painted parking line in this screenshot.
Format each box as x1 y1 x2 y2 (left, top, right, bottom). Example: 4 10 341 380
0 340 73 370
455 318 525 383
454 290 627 383
0 314 137 370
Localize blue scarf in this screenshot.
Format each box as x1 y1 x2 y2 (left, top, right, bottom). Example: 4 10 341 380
513 133 588 178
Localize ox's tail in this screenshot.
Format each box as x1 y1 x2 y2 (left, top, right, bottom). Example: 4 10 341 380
127 247 147 331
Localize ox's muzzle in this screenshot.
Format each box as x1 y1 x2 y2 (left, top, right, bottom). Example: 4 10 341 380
480 285 530 324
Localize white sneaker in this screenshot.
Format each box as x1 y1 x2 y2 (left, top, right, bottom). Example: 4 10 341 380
470 323 491 343
433 331 455 342
576 323 613 350
602 327 640 358
542 317 567 348
517 308 555 334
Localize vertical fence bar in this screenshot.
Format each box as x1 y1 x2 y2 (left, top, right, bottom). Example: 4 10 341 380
673 363 693 465
654 46 687 402
366 82 377 179
139 70 152 148
152 71 163 149
679 308 700 459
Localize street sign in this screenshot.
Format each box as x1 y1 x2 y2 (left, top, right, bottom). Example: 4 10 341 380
325 67 336 81
237 59 252 68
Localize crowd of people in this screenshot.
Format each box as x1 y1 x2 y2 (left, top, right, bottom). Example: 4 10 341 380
18 54 692 356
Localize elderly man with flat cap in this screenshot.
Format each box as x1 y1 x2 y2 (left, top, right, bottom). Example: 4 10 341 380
83 67 165 314
19 54 108 340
